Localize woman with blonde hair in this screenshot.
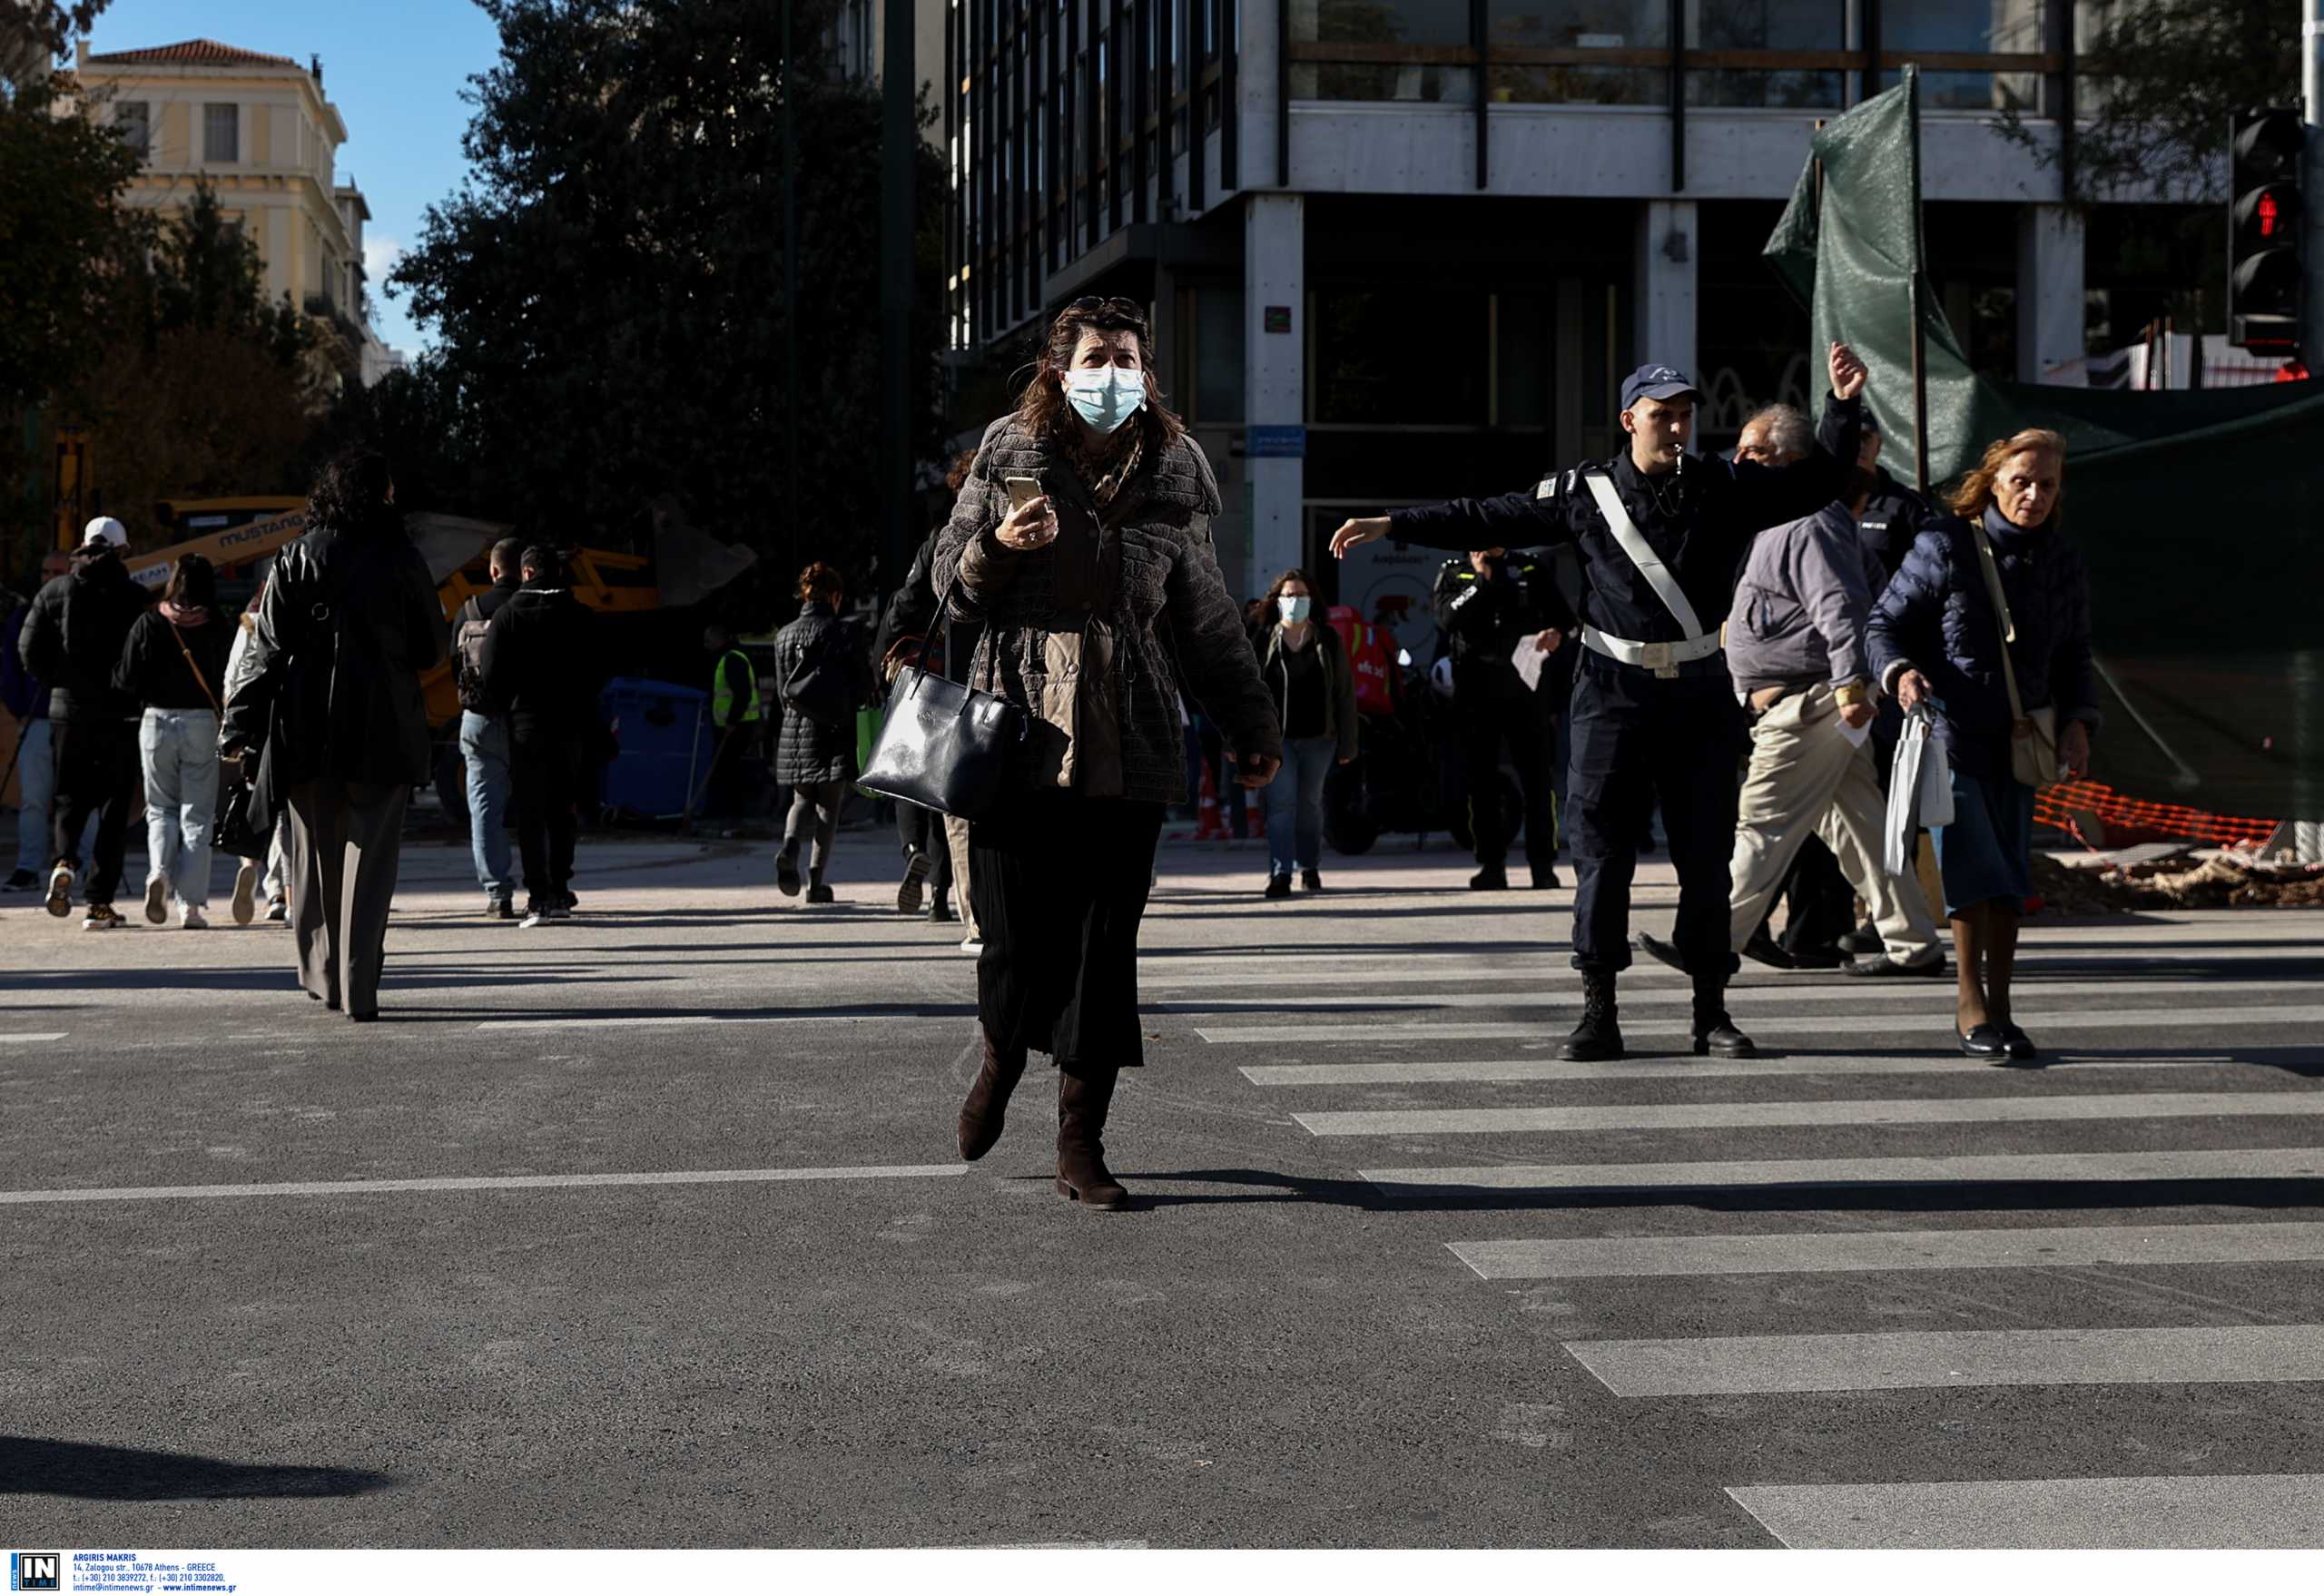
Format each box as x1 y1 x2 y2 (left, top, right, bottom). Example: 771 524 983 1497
932 295 1280 1209
1869 429 2099 1062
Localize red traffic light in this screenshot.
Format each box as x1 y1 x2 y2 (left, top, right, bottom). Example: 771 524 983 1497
2260 193 2280 236
2235 182 2304 249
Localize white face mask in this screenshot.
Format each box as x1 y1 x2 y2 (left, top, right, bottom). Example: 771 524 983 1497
1278 596 1312 625
1062 366 1144 433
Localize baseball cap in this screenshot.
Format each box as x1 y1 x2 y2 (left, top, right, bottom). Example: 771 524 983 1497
82 517 128 548
1620 363 1700 410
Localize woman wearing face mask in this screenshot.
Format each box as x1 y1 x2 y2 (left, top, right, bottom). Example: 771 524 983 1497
1868 429 2098 1063
932 296 1282 1210
1250 568 1357 898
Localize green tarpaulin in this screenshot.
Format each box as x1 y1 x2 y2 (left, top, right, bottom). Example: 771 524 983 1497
1763 69 2323 823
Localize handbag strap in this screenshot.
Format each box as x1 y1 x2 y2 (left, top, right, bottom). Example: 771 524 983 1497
1967 520 2029 724
167 617 223 717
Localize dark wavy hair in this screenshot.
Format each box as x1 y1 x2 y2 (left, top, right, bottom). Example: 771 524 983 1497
162 554 217 608
797 560 842 602
1260 567 1317 613
1012 300 1186 455
307 448 397 534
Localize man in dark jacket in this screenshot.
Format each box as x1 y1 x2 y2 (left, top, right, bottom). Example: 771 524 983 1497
453 537 526 918
16 518 152 927
1431 546 1572 891
1332 345 1868 1061
480 546 604 926
4 554 88 892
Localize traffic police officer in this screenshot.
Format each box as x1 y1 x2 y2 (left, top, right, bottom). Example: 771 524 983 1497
1333 343 1868 1061
1847 411 1939 574
1432 546 1572 890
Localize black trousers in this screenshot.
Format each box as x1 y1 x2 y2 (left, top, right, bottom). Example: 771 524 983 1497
1456 676 1560 870
1759 833 1858 955
898 802 955 902
510 735 582 906
970 792 1164 1069
50 716 143 904
1566 659 1745 978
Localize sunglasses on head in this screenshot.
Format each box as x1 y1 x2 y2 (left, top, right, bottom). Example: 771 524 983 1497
1064 295 1149 331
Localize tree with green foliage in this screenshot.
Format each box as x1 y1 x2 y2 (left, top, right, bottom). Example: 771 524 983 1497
389 0 947 592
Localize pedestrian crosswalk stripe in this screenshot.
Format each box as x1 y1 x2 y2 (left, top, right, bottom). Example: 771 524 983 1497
1451 1220 2324 1280
1359 1146 2324 1194
1240 1055 2247 1087
1196 1003 2324 1044
0 1163 974 1207
0 1033 66 1044
1297 1089 2324 1138
1563 1324 2324 1396
1726 1474 2324 1550
1150 973 2319 1006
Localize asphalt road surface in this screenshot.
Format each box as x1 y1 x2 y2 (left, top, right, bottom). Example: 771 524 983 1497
5 830 2322 1549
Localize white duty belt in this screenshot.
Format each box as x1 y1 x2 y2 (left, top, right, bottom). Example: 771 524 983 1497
1576 469 1722 679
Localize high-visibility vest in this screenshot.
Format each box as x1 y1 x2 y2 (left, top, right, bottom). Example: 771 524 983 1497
714 649 763 724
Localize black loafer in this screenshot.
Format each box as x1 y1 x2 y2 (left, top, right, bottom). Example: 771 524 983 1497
1998 1023 2040 1061
1958 1024 2009 1059
1634 932 1689 974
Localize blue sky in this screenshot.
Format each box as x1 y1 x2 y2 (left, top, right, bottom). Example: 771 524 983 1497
86 0 504 359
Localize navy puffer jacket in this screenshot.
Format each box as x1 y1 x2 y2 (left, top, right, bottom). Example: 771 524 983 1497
1866 508 2100 779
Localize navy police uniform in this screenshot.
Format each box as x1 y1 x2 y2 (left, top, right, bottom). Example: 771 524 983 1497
1431 550 1574 882
1388 366 1864 988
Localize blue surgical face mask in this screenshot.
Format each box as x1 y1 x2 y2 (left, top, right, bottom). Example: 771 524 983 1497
1062 366 1144 433
1278 596 1312 625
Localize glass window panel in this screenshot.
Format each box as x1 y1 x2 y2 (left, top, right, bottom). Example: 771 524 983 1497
1484 0 1668 48
1195 287 1246 421
1878 66 2038 112
1497 294 1550 429
1292 63 1478 102
1485 64 1666 103
115 101 150 154
1685 0 1843 49
1313 289 1488 425
1881 0 2046 53
203 103 238 163
1687 69 1843 107
1293 0 1474 48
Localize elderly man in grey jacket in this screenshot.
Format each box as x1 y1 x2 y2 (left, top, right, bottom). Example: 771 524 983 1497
1647 404 1941 980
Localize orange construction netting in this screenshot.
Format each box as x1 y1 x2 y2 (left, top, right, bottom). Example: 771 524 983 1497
2034 778 2280 849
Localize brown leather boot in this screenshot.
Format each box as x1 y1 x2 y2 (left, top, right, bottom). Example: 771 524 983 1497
1055 1066 1129 1210
956 1033 1029 1162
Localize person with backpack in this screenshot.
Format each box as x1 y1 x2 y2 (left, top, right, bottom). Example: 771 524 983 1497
773 561 870 904
480 545 604 928
222 449 448 1020
452 537 526 919
113 555 236 928
16 517 153 930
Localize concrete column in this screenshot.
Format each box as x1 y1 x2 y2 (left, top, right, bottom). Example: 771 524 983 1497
1632 200 1698 381
2015 202 2085 383
1243 192 1305 596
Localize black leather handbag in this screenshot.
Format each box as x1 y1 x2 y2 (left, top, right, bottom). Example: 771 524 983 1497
212 771 271 861
859 587 1025 820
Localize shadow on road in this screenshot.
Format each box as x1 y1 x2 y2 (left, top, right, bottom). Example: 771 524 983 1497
0 1436 392 1501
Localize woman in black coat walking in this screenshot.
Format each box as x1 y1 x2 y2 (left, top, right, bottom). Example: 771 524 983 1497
772 561 870 904
1869 428 2099 1062
933 297 1282 1210
480 546 605 927
220 449 448 1020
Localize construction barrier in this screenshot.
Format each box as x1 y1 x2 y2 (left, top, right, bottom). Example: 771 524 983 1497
2034 779 2280 850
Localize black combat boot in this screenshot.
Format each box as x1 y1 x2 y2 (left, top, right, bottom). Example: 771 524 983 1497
957 1032 1029 1161
1692 979 1758 1059
1560 973 1623 1061
1056 1066 1130 1210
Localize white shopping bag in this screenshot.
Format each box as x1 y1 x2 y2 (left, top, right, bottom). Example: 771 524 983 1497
1886 707 1952 878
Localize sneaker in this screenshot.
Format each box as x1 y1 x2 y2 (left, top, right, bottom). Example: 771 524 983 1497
1469 865 1509 891
487 898 517 921
960 935 983 954
547 901 573 921
560 891 579 911
520 903 551 929
1301 869 1324 892
1 868 35 892
144 874 170 925
897 848 931 914
45 864 74 918
265 897 288 923
776 851 802 897
231 861 260 925
1263 874 1291 900
805 882 834 905
83 902 124 931
928 901 957 924
180 904 209 931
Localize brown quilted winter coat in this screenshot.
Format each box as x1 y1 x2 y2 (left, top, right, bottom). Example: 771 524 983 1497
934 416 1280 805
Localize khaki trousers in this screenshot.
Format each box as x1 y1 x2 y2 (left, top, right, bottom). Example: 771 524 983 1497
1728 684 1939 961
943 813 979 939
284 779 409 1017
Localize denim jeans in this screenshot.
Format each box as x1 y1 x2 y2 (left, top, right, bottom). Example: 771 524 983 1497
1263 735 1338 877
140 707 221 907
460 711 515 901
13 718 93 876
